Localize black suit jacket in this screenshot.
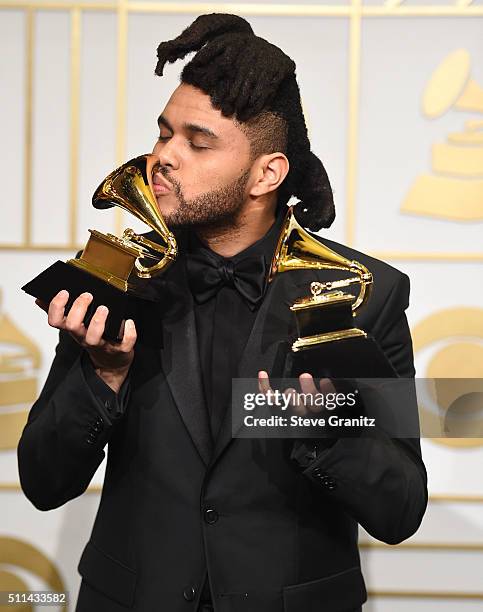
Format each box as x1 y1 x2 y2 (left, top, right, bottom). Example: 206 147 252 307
18 232 428 612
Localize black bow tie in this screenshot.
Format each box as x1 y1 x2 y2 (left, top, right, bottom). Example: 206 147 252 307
186 248 268 309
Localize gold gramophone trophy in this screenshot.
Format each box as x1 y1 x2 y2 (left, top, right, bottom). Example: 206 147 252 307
270 207 396 377
22 154 177 346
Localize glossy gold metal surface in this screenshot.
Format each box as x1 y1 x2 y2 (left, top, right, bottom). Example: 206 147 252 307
270 206 373 349
270 206 373 312
68 229 140 291
292 327 367 352
92 153 177 278
67 154 178 292
290 289 355 311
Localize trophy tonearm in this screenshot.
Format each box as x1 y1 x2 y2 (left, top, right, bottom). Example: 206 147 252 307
69 154 178 292
269 206 374 352
22 154 177 346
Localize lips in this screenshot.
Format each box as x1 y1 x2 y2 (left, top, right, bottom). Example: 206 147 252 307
152 172 173 195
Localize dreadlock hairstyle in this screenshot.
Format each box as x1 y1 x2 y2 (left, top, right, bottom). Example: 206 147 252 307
155 13 335 231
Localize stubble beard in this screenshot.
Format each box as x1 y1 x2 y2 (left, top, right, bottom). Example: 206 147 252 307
158 168 251 231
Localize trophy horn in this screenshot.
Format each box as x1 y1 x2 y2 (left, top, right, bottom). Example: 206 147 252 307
269 207 373 312
22 154 178 347
92 154 177 279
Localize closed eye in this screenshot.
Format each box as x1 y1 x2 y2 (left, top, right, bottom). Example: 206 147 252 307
188 141 209 150
157 133 208 150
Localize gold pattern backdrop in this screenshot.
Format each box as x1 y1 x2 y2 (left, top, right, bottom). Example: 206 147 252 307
0 1 482 609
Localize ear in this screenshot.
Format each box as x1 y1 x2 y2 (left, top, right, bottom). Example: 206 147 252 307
248 153 289 197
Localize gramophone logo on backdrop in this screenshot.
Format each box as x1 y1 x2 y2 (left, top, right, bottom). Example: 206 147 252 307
0 536 67 611
401 49 483 221
0 290 41 452
413 307 483 449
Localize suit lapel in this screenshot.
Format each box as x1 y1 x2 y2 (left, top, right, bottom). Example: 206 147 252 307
210 271 306 465
209 266 361 466
155 221 362 468
159 255 213 466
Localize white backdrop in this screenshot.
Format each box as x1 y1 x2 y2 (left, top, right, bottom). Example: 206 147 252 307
1 1 483 610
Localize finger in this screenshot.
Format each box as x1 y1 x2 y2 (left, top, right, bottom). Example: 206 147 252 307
319 377 336 394
35 298 49 313
64 292 93 335
258 370 273 395
282 387 297 407
299 372 318 395
284 387 306 416
84 305 108 347
47 290 69 328
118 319 137 352
299 373 323 414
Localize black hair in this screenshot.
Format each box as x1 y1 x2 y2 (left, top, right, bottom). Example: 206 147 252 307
155 13 335 231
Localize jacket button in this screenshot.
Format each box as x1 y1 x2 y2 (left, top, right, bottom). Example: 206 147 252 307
321 475 337 490
312 467 322 476
204 508 219 524
183 586 196 601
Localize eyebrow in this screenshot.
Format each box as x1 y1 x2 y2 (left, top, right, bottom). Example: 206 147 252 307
157 114 219 140
184 122 218 139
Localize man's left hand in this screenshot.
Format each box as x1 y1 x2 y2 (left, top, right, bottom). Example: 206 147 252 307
257 370 336 416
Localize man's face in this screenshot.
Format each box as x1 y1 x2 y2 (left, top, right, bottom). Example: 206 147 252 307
151 83 253 228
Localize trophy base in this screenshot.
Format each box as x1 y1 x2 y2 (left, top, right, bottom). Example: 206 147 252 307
22 260 163 347
286 334 397 379
292 327 366 352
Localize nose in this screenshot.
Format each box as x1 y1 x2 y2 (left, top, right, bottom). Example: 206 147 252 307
153 139 180 171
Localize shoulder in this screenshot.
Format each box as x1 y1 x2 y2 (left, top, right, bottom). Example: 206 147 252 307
315 234 409 300
310 234 411 330
316 235 408 288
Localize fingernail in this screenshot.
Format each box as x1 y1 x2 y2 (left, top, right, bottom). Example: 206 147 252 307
58 289 68 297
300 372 312 379
83 292 93 300
98 305 108 314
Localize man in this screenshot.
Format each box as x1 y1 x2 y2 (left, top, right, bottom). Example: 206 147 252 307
18 14 427 612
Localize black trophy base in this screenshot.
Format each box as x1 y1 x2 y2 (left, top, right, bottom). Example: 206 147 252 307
22 261 163 347
286 334 397 379
294 297 354 338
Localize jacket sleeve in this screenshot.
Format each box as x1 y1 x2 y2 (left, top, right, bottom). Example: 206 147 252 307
17 330 129 511
299 273 428 545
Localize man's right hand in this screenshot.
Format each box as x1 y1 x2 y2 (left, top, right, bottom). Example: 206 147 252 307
37 290 136 393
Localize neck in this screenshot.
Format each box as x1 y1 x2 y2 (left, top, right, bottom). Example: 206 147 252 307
195 204 276 258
